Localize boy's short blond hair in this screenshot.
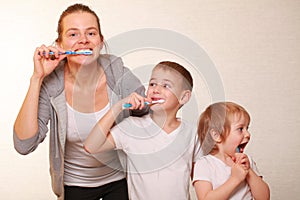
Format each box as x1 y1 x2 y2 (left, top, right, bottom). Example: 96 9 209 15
154 61 193 91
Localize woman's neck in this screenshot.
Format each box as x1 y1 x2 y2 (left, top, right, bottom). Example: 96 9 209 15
64 60 109 113
65 60 103 88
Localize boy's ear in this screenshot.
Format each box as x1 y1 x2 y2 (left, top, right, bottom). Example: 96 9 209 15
179 90 191 105
210 129 222 143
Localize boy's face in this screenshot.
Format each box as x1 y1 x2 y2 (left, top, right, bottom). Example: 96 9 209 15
146 67 188 111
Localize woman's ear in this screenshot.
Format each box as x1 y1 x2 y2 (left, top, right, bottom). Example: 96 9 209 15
179 90 191 105
210 129 222 143
57 42 63 49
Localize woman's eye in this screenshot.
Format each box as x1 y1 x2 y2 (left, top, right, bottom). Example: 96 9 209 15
88 32 96 36
68 33 78 37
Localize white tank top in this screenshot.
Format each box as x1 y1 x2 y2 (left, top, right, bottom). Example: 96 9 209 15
64 103 125 187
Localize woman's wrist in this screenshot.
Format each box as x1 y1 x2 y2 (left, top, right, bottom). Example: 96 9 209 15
30 74 44 87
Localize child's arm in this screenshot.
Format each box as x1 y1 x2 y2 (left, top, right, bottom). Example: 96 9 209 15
235 153 270 200
84 92 148 154
246 168 270 200
194 158 248 200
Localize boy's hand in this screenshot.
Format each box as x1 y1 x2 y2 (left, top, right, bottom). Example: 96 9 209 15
121 92 151 110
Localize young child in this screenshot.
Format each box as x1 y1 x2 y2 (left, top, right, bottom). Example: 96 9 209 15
84 61 201 200
193 102 270 200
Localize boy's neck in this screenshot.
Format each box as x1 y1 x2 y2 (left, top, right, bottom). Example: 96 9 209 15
150 111 180 134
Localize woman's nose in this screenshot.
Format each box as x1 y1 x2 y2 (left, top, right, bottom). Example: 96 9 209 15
79 34 89 44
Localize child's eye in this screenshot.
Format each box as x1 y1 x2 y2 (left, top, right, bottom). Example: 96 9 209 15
149 83 156 87
163 84 171 89
238 127 244 132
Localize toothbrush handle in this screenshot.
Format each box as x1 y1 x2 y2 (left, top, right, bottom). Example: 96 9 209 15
122 102 150 109
40 50 92 56
40 51 65 55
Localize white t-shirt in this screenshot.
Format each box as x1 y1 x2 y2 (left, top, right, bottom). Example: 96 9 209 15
193 154 261 200
64 103 125 187
111 114 201 200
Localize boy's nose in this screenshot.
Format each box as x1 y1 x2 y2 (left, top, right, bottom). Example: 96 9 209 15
153 85 162 93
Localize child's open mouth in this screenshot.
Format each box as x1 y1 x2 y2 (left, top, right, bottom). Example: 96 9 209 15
236 142 248 153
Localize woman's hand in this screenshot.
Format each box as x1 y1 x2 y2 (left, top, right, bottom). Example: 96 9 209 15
33 44 67 79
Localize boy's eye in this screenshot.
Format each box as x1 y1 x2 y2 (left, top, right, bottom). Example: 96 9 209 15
149 83 156 87
163 84 171 89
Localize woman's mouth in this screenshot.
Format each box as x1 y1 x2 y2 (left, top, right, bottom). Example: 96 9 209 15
74 49 93 55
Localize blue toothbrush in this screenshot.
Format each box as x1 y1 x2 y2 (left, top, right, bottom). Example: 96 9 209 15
122 99 165 109
40 50 93 56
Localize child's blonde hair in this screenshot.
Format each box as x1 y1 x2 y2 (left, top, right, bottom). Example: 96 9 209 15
154 61 193 91
198 102 250 155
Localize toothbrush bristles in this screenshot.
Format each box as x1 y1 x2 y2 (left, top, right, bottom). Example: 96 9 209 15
152 99 165 104
75 50 93 55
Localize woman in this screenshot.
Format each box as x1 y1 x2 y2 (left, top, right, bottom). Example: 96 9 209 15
13 3 146 200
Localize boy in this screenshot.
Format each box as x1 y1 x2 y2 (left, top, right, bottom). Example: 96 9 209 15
84 61 201 200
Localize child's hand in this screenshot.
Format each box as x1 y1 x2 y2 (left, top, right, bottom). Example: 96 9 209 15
226 156 248 183
121 92 151 110
234 153 250 171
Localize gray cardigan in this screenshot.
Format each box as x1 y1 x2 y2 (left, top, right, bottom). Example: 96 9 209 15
13 54 146 199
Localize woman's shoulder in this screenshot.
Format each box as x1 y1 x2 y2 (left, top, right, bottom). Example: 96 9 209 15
99 54 128 78
99 54 124 69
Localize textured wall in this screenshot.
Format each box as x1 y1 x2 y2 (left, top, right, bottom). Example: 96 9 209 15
1 0 299 199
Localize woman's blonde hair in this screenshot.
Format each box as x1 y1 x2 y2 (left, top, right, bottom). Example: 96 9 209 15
56 3 103 43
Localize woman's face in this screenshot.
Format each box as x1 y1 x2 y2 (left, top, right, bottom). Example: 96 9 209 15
59 12 103 65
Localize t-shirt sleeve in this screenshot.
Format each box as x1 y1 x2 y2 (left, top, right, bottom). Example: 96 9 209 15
110 118 131 151
248 155 262 177
192 133 204 162
192 157 212 184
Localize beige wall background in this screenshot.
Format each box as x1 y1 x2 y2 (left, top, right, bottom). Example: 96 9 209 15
1 0 299 199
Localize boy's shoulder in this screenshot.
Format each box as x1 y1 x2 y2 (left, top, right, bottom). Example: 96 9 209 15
113 114 153 132
176 118 197 134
